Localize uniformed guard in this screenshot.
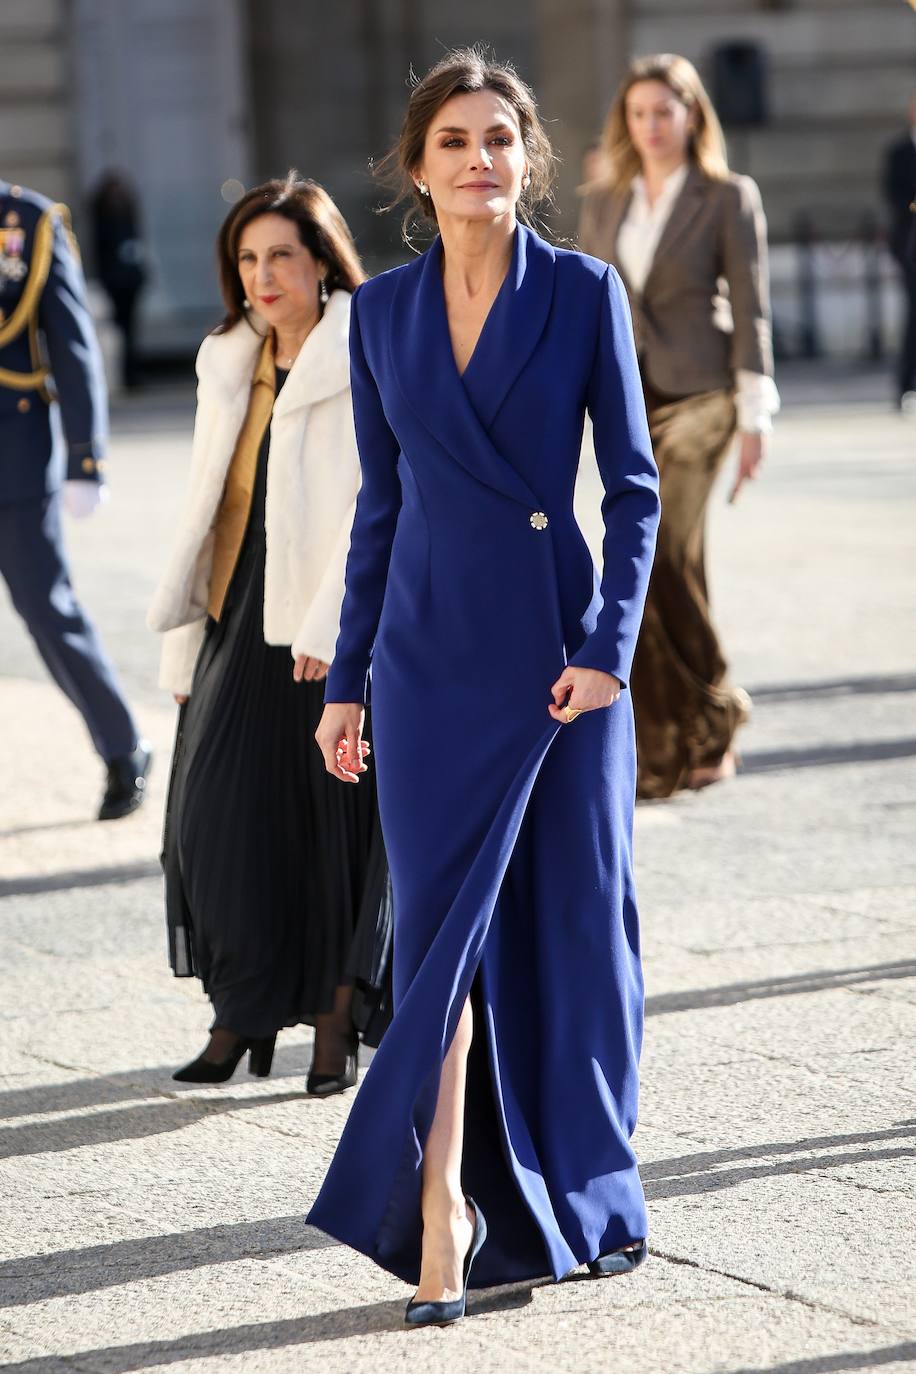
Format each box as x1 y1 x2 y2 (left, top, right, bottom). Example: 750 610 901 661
0 179 151 819
882 90 916 410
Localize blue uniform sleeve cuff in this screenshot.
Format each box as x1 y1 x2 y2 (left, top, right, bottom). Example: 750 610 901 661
66 452 105 482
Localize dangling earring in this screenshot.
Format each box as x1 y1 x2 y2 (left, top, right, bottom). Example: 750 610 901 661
521 173 531 190
319 275 329 305
416 180 428 197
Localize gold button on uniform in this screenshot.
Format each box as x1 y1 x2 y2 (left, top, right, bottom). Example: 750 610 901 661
529 511 549 531
81 456 96 473
17 397 30 413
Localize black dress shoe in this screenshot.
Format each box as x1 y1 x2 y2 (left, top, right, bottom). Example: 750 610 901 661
306 1048 358 1097
587 1239 648 1276
172 1034 276 1083
405 1197 487 1327
98 739 153 821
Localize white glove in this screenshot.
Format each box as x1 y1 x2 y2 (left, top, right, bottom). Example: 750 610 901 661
62 481 109 519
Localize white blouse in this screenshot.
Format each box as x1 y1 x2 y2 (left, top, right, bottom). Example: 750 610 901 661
617 164 780 435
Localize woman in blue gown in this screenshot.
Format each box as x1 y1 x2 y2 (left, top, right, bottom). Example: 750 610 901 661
311 48 660 1322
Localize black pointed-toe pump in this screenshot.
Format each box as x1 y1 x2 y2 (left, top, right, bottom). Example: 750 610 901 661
172 1034 276 1083
405 1197 487 1328
305 1049 358 1097
587 1239 648 1277
306 1033 359 1097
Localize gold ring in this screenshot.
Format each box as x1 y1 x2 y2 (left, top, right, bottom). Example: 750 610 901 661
564 706 583 723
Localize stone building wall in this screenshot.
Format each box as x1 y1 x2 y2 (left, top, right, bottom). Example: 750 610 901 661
0 0 73 206
245 0 536 268
3 1 912 355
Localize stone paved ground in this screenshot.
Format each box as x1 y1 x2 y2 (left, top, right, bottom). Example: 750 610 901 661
1 368 914 1373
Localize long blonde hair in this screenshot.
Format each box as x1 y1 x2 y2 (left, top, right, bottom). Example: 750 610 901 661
599 54 729 193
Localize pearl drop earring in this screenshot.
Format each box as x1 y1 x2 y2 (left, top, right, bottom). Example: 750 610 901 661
417 180 428 196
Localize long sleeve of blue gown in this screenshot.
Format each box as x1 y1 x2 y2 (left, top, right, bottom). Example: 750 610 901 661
570 265 660 687
324 287 403 704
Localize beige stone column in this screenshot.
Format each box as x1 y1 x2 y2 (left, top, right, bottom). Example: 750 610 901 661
0 0 73 206
533 0 630 236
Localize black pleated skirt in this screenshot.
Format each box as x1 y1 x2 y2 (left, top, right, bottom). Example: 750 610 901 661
161 414 391 1046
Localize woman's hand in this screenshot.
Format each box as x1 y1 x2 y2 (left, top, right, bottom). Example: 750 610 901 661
294 654 329 682
728 432 766 504
316 702 370 783
548 666 621 723
174 694 188 706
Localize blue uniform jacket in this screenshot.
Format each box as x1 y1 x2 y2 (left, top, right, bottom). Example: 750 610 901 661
0 180 108 505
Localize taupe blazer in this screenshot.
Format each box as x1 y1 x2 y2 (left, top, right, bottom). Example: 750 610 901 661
578 166 774 398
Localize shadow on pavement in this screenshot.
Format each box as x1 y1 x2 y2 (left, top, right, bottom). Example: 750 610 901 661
645 958 916 1015
0 1288 537 1369
0 1044 313 1122
468 1281 539 1315
748 673 916 704
643 1121 916 1202
644 1142 916 1201
0 1088 310 1161
2 957 912 1125
3 1125 912 1310
741 737 916 774
719 1339 916 1372
0 818 102 839
0 861 161 898
0 1216 335 1308
643 1122 916 1180
0 1300 411 1371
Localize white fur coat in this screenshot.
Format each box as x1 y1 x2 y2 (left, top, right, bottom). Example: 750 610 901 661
147 290 359 695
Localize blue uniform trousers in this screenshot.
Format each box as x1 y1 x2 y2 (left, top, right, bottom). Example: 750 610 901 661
0 494 138 762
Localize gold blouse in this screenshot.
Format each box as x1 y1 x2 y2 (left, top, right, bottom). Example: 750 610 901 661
207 335 276 621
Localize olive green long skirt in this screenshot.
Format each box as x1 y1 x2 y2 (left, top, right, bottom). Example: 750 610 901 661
632 386 751 800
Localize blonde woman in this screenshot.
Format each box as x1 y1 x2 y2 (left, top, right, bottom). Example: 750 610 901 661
580 54 778 799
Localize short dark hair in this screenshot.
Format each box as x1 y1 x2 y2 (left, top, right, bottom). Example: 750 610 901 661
214 173 366 333
376 45 558 244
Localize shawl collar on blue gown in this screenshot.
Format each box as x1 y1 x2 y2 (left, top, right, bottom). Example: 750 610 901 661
389 224 555 510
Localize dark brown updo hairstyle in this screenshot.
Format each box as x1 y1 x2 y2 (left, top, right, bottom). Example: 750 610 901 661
376 44 558 244
214 172 366 333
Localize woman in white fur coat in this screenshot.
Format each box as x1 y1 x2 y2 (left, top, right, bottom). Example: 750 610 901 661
148 176 390 1091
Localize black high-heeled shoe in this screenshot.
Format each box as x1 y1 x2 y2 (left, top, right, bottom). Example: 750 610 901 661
587 1238 648 1276
305 1045 358 1097
405 1197 487 1328
172 1034 276 1083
